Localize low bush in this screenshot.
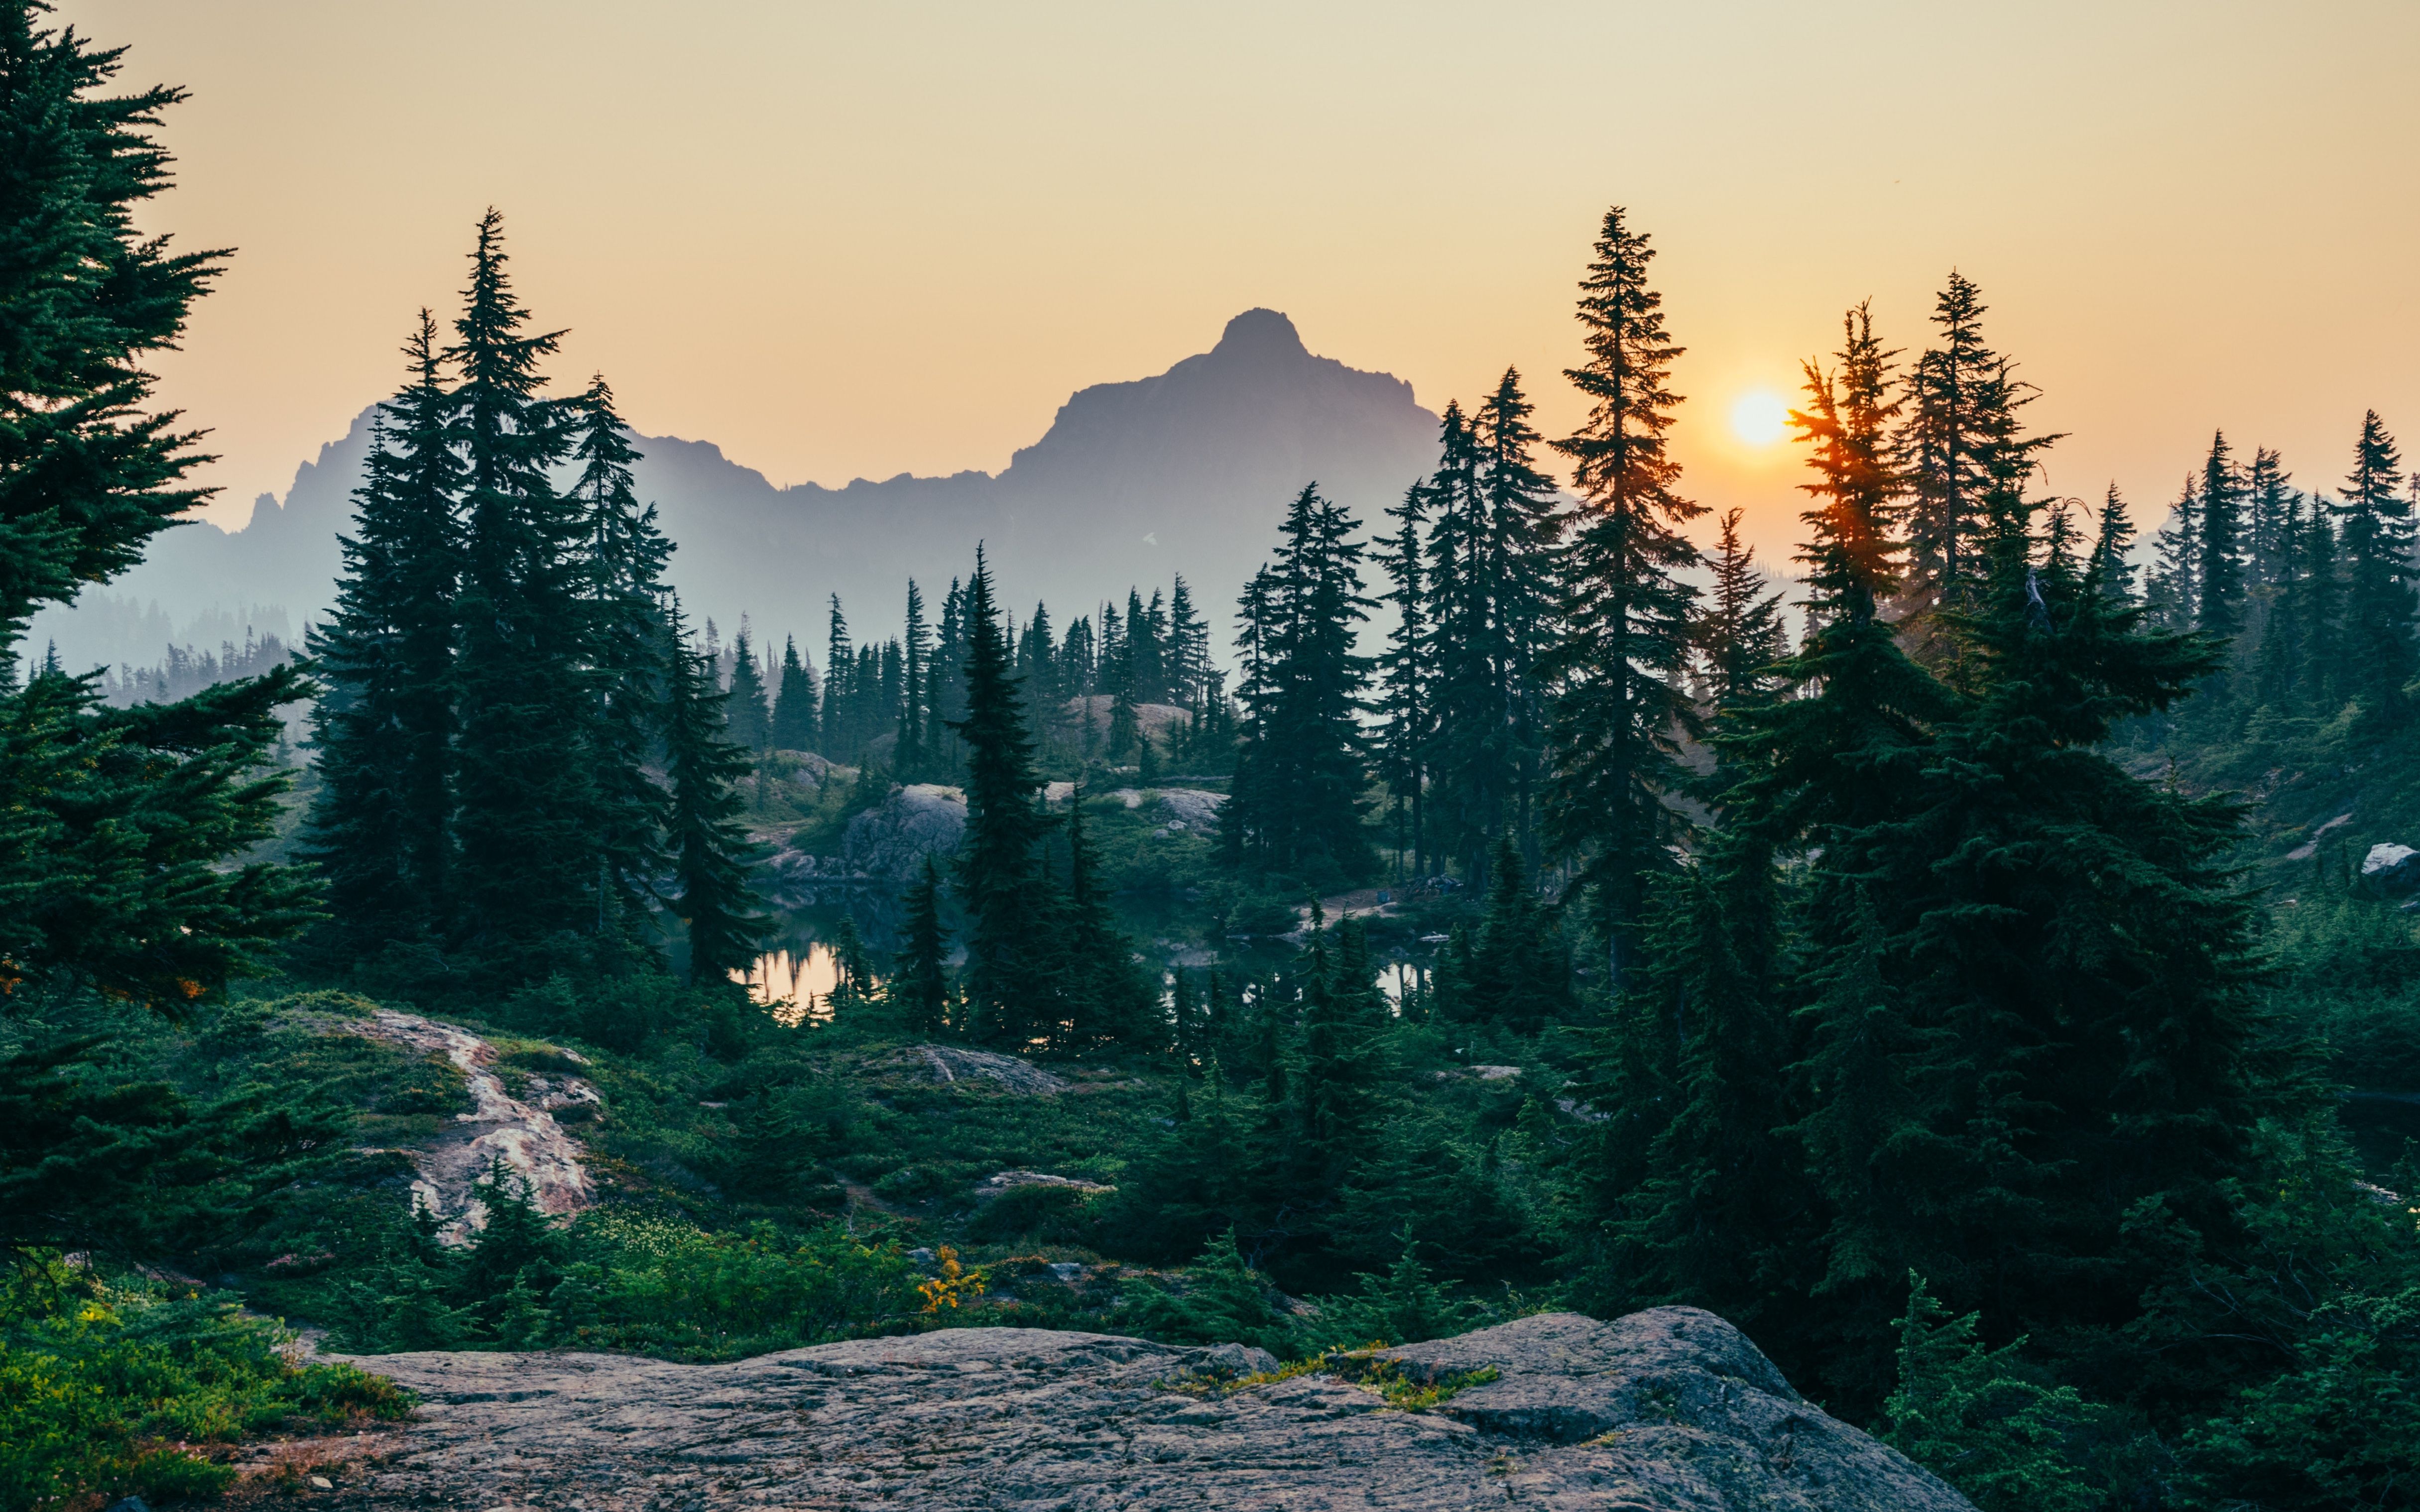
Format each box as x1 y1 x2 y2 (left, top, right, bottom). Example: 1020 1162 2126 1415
0 1253 408 1511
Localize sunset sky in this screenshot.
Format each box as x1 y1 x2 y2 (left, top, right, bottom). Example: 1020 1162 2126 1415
65 1 2420 563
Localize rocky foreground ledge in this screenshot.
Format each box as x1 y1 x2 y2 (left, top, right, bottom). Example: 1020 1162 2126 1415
317 1308 1969 1511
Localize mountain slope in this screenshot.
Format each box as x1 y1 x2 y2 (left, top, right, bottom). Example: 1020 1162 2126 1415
35 309 1439 667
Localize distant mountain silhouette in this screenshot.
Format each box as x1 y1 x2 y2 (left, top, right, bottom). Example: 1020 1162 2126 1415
34 309 1440 669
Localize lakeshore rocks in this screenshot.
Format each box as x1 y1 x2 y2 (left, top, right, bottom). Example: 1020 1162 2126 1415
841 783 967 884
324 1310 1970 1510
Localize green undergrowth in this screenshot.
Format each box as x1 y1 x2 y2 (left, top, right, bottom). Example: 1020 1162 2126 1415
0 1253 408 1512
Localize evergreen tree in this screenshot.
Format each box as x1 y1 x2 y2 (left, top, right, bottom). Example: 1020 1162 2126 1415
2087 484 2136 603
1475 370 1566 863
444 209 598 960
1052 792 1156 1050
565 372 675 928
2197 429 2248 642
660 600 765 984
1448 833 1574 1033
1168 574 1211 706
1544 207 1704 984
1225 486 1376 881
2146 474 2201 632
0 7 315 1009
2333 410 2411 725
1698 508 1789 714
897 580 930 773
1565 302 1930 1346
1375 481 1434 877
894 856 951 1037
1420 402 1500 874
724 621 771 753
304 313 462 952
821 594 853 757
950 548 1057 1046
2245 446 2292 588
769 636 818 751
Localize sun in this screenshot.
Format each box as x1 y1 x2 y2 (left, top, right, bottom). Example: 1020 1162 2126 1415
1729 389 1790 446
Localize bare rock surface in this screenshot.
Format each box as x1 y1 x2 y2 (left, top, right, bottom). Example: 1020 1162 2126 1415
841 783 968 883
344 1009 598 1244
889 1042 1071 1094
325 1309 1968 1510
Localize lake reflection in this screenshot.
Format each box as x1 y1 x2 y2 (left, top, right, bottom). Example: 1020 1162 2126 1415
734 944 844 1025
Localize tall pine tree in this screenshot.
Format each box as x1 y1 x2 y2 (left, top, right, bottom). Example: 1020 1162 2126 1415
1544 206 1703 986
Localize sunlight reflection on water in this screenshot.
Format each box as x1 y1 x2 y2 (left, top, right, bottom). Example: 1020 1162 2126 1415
734 944 844 1026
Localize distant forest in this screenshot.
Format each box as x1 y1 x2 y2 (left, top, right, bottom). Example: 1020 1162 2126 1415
4 8 2416 1512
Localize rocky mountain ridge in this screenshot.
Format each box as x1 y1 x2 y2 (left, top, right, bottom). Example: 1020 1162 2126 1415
36 310 1440 672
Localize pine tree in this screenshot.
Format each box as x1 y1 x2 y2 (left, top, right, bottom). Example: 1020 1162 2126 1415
2087 485 2137 602
1052 792 1155 1050
1566 302 1931 1344
2245 446 2292 589
445 209 599 961
950 548 1057 1047
660 600 765 984
2333 410 2412 725
1544 207 1704 984
1698 508 1789 714
1375 481 1434 877
725 620 771 753
770 636 818 751
1786 430 2275 1407
1450 833 1573 1033
894 856 951 1036
566 372 674 929
897 580 930 773
1225 487 1376 881
304 313 463 952
0 7 315 1008
2197 430 2248 642
2156 478 2206 628
1420 402 1500 874
1168 574 1211 706
821 594 852 757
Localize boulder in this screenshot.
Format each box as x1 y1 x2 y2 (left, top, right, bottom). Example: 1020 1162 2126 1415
332 1311 1971 1510
1158 787 1226 828
842 783 967 883
971 1169 1115 1201
2362 841 2420 895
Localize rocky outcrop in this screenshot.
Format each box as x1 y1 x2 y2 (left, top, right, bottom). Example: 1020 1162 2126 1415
841 783 966 883
344 1010 598 1245
884 1042 1070 1094
2361 840 2420 895
323 1310 1969 1510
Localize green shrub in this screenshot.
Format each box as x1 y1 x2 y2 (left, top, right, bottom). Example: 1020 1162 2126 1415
0 1253 409 1512
1115 1229 1299 1355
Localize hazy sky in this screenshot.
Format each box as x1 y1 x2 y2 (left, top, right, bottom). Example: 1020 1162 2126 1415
67 1 2420 563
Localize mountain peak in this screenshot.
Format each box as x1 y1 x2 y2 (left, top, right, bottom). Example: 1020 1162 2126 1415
1212 307 1307 359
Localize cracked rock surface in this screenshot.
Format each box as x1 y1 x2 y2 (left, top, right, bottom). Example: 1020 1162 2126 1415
322 1308 1968 1510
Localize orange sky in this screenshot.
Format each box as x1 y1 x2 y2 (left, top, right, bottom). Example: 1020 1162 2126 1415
64 1 2420 568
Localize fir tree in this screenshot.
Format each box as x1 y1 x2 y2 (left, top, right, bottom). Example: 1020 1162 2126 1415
2197 429 2248 642
2333 410 2411 725
897 580 930 773
1449 833 1574 1033
822 594 852 757
890 861 944 1035
304 313 463 952
724 620 771 753
1544 207 1703 984
1375 481 1434 877
2087 484 2136 603
2146 474 2201 632
950 548 1057 1047
444 209 599 960
1225 486 1376 881
1698 508 1789 715
565 372 674 929
0 8 313 1009
660 600 765 984
769 636 818 751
